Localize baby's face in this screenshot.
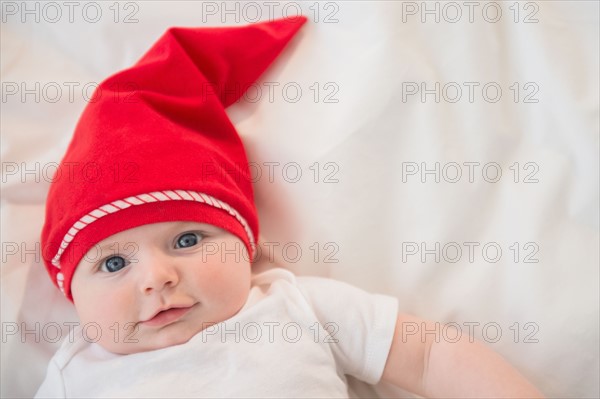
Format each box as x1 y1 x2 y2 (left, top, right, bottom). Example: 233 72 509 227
71 221 251 354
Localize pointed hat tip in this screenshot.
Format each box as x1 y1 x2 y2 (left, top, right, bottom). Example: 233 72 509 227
256 15 308 35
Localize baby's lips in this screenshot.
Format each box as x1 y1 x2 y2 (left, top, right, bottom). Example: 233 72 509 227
142 304 195 327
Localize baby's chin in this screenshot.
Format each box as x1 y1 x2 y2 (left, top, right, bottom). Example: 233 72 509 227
98 321 206 355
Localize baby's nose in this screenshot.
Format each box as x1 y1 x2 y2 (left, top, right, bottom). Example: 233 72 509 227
139 255 180 295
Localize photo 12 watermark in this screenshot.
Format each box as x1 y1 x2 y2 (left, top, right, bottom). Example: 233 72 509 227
201 81 340 104
199 160 340 185
400 2 540 24
1 1 140 24
400 241 540 264
402 82 540 104
1 161 140 185
400 321 540 344
198 1 340 24
401 161 540 184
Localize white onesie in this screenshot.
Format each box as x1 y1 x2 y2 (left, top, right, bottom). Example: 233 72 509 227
35 268 399 398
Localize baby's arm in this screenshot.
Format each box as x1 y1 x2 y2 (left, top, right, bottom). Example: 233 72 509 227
381 313 545 398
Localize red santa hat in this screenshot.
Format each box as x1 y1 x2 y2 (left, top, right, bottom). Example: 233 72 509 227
41 17 307 301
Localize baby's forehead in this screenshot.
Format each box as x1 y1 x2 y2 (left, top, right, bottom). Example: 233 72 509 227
97 221 220 245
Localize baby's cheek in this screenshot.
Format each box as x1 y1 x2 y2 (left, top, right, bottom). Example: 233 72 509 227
195 268 248 310
93 306 139 353
76 290 131 337
97 322 144 355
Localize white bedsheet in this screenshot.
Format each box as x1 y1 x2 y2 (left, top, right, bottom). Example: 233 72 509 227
1 1 598 397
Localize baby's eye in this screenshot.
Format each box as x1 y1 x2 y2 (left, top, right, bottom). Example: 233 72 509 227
100 256 129 273
175 232 202 249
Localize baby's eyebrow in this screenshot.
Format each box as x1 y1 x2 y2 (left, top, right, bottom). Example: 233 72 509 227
95 241 132 254
169 222 209 233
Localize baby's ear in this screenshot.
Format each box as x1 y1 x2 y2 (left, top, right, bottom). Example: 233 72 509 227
249 240 280 273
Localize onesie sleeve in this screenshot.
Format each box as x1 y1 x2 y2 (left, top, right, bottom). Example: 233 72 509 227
34 358 66 398
295 276 399 385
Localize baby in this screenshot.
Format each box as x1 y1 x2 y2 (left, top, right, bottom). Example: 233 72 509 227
36 17 544 398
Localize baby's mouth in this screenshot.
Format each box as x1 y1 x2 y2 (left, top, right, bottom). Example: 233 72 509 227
142 305 195 327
